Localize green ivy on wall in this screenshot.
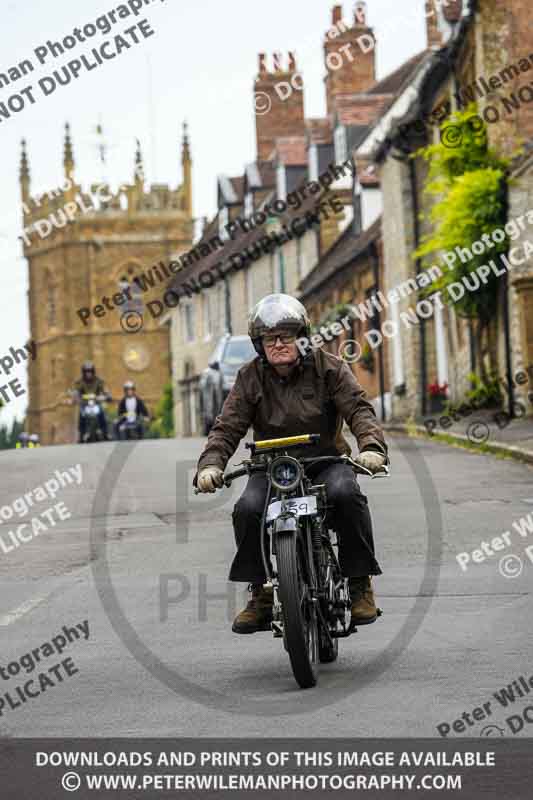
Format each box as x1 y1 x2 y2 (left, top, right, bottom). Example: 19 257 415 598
413 104 513 375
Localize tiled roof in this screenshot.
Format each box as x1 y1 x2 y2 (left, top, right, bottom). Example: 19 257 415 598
169 183 336 294
331 52 429 130
299 217 381 299
368 50 429 96
335 95 392 127
356 2 476 162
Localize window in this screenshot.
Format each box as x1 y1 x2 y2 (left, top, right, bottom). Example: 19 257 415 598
219 206 229 241
119 274 143 314
270 253 280 292
276 165 287 202
296 237 304 280
181 301 195 343
309 144 319 182
47 281 57 328
334 125 347 165
352 179 363 234
244 192 254 219
217 281 228 334
244 265 254 311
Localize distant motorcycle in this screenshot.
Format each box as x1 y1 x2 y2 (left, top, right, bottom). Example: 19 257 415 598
115 411 148 441
79 393 109 443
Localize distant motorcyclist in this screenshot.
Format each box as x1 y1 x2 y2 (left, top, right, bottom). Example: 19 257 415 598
16 432 30 449
71 362 111 442
115 381 149 440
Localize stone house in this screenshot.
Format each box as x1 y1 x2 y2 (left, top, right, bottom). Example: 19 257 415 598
356 0 533 420
298 45 433 421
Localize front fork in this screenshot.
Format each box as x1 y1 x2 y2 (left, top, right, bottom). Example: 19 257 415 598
269 517 325 641
269 517 311 641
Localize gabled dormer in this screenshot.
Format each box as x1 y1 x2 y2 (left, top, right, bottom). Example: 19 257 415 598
216 174 243 240
305 118 334 182
271 137 308 201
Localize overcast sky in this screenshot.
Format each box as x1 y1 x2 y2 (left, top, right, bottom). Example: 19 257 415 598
0 0 427 424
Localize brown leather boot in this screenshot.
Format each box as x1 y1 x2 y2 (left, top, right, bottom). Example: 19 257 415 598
232 584 273 634
349 577 377 625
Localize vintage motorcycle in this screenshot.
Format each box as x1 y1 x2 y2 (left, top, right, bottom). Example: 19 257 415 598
115 411 149 441
217 433 389 689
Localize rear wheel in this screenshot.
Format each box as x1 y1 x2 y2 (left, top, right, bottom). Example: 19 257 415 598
276 532 318 689
87 417 99 443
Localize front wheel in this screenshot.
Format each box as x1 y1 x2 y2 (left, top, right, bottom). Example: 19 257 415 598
318 624 338 663
276 532 318 689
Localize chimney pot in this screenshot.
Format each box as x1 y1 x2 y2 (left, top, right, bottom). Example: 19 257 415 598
354 1 367 26
273 52 283 72
425 0 443 48
288 51 297 71
258 52 267 73
332 5 342 25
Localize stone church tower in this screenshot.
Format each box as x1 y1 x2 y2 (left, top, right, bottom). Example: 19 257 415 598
21 123 193 445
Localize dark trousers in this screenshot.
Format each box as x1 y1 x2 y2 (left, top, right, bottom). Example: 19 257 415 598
230 462 382 583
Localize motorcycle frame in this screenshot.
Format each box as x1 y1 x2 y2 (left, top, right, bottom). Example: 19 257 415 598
261 460 343 646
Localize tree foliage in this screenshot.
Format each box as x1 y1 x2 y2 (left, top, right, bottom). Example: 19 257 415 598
148 381 174 438
414 105 510 324
0 417 25 449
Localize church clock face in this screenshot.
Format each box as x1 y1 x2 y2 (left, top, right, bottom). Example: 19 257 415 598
123 342 150 372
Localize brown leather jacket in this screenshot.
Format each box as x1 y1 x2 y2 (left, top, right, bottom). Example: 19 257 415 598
197 349 387 474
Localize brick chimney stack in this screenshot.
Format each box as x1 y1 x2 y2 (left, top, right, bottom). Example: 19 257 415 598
254 52 305 163
324 2 377 116
332 4 342 25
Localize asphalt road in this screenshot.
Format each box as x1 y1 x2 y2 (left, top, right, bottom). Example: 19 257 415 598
1 433 532 737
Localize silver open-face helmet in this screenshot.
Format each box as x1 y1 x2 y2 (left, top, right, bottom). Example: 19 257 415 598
248 294 311 358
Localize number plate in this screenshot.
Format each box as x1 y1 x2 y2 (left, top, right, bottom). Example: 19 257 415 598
266 495 317 523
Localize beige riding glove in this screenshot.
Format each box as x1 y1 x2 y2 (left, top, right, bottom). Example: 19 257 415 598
197 466 225 493
355 451 386 473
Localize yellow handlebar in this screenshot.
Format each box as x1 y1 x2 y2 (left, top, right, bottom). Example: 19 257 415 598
254 434 317 450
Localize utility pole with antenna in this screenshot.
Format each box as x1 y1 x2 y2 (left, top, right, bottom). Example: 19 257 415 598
146 55 158 184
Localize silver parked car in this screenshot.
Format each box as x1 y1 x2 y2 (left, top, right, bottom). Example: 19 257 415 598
199 334 257 434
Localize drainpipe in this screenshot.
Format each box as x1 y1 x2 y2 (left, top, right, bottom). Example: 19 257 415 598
371 241 386 422
279 249 286 293
224 275 232 334
409 158 428 417
468 320 476 374
502 178 514 417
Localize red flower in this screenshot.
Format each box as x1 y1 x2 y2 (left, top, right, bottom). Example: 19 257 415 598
428 382 449 397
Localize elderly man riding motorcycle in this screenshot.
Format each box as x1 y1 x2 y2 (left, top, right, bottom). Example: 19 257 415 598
195 294 388 634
